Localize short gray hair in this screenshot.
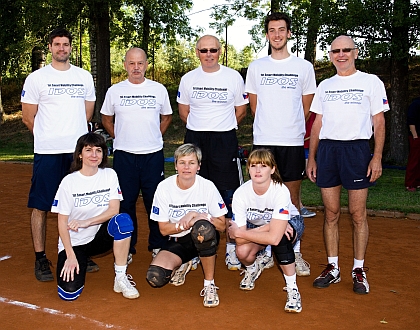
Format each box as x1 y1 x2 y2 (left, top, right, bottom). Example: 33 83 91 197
174 143 202 164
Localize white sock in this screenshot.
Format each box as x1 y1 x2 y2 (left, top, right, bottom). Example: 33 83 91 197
226 242 236 253
293 240 301 253
284 273 298 290
353 258 364 270
204 279 214 287
265 245 272 257
328 256 339 269
115 264 127 280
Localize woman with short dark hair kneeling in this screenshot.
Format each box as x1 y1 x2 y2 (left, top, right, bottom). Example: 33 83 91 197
52 132 139 301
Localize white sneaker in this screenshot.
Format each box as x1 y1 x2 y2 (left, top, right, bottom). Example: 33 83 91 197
295 252 310 276
239 262 263 291
191 257 201 270
200 284 219 307
170 260 192 286
284 287 302 313
257 249 274 269
225 247 241 271
113 274 140 299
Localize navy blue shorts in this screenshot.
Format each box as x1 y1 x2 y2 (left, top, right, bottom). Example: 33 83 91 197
253 145 305 182
28 153 73 211
184 129 242 191
316 139 374 190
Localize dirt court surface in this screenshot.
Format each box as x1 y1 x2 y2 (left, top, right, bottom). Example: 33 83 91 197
1 162 419 330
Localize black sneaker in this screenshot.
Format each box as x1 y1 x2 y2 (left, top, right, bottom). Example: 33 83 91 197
313 263 341 288
35 257 54 282
86 258 100 273
352 267 369 294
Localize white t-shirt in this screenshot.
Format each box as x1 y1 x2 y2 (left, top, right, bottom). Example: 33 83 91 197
310 70 390 140
232 180 299 228
100 79 173 154
150 175 228 238
177 65 248 131
245 55 316 146
51 168 123 252
21 64 96 154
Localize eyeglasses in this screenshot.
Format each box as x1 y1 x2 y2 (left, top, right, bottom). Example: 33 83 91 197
329 48 356 54
197 48 219 54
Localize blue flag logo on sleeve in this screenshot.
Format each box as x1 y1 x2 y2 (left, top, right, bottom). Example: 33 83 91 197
152 206 159 215
52 199 58 207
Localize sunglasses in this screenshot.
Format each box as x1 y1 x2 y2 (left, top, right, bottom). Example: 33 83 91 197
197 48 219 54
329 48 356 54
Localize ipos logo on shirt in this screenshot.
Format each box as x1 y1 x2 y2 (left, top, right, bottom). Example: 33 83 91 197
48 87 85 96
260 77 298 87
323 92 363 102
169 207 207 219
73 193 110 207
246 209 273 221
191 91 228 101
119 98 157 107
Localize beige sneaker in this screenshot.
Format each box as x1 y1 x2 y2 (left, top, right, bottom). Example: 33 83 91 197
295 252 310 276
169 260 192 286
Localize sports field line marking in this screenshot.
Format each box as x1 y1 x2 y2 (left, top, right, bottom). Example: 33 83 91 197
0 255 11 261
0 296 127 329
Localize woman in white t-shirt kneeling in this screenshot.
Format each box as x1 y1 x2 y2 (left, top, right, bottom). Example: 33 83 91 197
52 133 139 301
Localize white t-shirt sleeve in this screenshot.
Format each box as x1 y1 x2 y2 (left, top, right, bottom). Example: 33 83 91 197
21 73 40 105
244 63 257 94
100 86 115 116
370 76 390 115
232 188 248 228
84 73 96 102
150 183 170 222
51 177 72 215
177 76 190 105
207 184 228 218
302 64 317 96
160 88 173 115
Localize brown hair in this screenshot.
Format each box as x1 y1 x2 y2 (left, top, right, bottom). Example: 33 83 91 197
246 148 283 184
70 133 108 173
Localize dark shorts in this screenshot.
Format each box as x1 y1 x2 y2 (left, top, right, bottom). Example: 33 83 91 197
253 145 305 182
316 139 374 190
28 153 73 211
160 231 220 264
184 129 242 191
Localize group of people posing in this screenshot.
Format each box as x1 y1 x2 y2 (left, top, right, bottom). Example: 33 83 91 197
21 12 389 313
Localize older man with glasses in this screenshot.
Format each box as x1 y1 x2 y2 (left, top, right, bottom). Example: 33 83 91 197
307 35 389 295
176 35 248 280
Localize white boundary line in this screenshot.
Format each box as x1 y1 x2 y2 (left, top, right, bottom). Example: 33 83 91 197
0 296 125 329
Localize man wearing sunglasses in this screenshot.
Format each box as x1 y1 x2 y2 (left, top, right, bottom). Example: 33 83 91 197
177 35 248 277
307 35 389 295
245 12 316 279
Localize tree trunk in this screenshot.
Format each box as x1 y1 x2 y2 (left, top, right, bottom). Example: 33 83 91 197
31 47 45 72
386 0 410 165
141 6 151 55
89 1 111 123
0 74 3 125
304 0 322 64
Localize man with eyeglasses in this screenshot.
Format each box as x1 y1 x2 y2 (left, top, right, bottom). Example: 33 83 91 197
307 35 389 295
177 35 248 278
245 12 316 281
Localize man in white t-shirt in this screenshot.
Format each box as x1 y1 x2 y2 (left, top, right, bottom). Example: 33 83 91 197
101 48 172 262
307 35 389 295
21 28 95 282
177 35 248 272
245 12 316 276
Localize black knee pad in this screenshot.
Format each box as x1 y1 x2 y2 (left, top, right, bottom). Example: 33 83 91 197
190 220 218 257
272 235 295 265
146 265 172 288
